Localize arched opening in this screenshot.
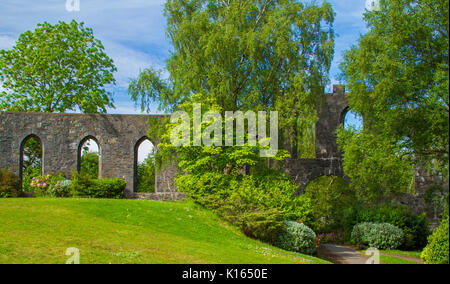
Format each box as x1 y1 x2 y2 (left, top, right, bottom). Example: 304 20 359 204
302 175 354 235
77 136 100 178
134 137 156 193
20 134 43 192
341 108 363 131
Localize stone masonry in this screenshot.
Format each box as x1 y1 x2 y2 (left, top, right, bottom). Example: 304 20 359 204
0 85 444 213
0 112 176 196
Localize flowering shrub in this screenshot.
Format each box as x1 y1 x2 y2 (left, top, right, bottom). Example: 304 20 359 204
351 222 404 250
30 175 51 194
47 179 72 197
274 220 317 255
317 231 345 244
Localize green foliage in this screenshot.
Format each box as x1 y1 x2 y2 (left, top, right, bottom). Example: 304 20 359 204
339 0 449 177
274 220 317 255
0 168 20 198
47 179 72 198
337 127 415 203
219 202 284 242
80 152 99 178
177 172 313 243
421 200 449 264
21 136 43 193
343 205 429 250
351 222 404 250
302 176 355 232
131 0 335 160
137 156 156 193
22 166 42 193
29 174 51 195
70 173 125 199
0 20 117 113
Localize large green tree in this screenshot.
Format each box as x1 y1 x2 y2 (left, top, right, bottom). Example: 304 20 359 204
338 0 449 200
0 20 117 113
130 0 335 158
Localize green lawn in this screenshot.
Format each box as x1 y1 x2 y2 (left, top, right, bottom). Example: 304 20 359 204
379 250 423 265
0 198 329 264
380 255 422 265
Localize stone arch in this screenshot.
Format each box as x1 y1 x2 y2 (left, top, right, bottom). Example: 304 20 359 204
19 134 44 189
133 136 156 193
340 107 363 131
339 106 350 125
77 135 101 177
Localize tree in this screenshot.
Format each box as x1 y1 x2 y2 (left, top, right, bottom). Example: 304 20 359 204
80 152 99 178
137 155 156 193
0 20 117 113
130 0 335 158
339 0 449 183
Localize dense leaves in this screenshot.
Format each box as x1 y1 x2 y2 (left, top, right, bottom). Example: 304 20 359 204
339 0 449 181
0 20 117 113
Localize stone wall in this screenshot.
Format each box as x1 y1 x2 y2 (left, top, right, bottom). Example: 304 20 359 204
281 85 349 189
0 111 176 195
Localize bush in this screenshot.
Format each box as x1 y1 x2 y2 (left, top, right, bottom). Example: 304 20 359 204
351 222 404 250
216 195 284 242
421 198 449 264
47 179 72 197
302 176 355 232
343 205 429 250
176 172 233 201
70 173 126 199
274 220 317 255
0 168 20 198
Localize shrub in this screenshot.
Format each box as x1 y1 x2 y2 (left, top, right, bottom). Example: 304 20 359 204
421 198 449 264
351 222 404 250
274 220 317 255
47 179 72 197
70 173 126 199
343 205 429 250
0 168 20 198
217 195 284 242
176 172 233 201
29 174 51 195
302 176 355 233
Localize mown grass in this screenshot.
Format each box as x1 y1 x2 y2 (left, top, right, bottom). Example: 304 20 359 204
379 250 422 259
379 255 422 265
378 250 423 264
0 198 329 264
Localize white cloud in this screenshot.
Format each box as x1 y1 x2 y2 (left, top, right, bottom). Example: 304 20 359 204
0 35 16 50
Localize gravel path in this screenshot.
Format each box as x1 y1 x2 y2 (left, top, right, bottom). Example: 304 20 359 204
319 244 370 264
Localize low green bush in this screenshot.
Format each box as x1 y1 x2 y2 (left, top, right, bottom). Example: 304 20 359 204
0 168 20 198
70 173 126 199
421 197 449 264
351 222 404 250
177 172 313 244
47 179 72 197
274 220 317 255
302 176 355 233
343 205 429 250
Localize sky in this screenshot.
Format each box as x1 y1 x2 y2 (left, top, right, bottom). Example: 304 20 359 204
0 0 368 157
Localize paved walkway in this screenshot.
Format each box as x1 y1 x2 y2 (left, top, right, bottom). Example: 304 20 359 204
319 244 370 264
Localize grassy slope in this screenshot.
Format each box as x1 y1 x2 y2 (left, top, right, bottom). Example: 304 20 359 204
0 198 329 264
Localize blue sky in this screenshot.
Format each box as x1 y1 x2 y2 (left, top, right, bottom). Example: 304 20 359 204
0 0 369 116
